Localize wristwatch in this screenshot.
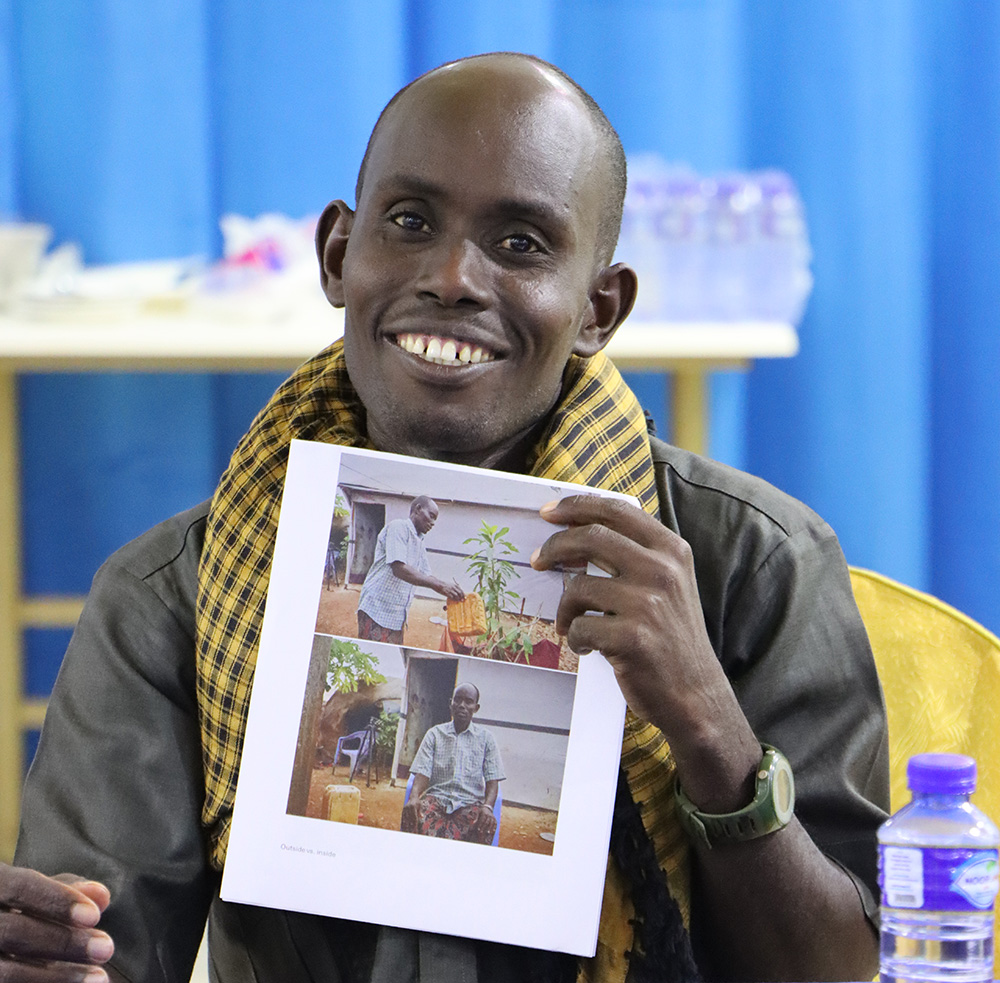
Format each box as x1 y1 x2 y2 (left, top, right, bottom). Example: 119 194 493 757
674 744 795 849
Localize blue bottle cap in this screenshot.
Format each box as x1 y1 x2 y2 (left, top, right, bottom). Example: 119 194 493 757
907 753 977 794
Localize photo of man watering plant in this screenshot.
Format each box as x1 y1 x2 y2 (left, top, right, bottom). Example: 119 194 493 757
313 449 584 671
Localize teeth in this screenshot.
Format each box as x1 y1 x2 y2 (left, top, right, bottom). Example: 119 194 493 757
396 334 493 366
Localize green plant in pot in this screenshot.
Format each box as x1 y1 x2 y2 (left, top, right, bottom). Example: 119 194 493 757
463 521 534 663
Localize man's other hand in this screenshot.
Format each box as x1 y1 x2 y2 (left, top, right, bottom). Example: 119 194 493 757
0 862 114 981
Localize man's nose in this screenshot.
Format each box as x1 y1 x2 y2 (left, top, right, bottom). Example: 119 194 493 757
416 236 490 308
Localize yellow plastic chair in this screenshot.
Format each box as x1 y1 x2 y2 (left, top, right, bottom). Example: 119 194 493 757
850 567 1000 938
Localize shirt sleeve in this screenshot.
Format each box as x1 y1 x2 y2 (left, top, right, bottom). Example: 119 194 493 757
383 519 413 566
416 542 432 578
482 730 505 783
15 508 215 983
653 441 888 941
720 524 887 922
410 727 436 779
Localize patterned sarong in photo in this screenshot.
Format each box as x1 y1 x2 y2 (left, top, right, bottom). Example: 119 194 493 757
357 610 404 645
402 794 497 845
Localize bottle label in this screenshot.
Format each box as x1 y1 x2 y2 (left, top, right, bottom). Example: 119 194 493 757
880 846 1000 911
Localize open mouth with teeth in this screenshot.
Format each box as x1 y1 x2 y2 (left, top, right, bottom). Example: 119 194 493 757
395 333 496 366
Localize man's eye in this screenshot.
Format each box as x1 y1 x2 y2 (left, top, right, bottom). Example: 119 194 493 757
500 233 541 254
391 211 429 233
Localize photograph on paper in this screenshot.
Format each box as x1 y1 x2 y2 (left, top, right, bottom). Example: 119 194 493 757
222 441 629 956
286 638 576 857
314 447 585 671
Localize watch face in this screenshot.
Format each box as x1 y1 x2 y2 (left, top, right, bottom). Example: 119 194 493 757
775 762 795 822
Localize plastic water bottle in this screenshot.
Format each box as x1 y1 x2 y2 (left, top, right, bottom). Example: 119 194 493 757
655 170 708 321
702 174 758 320
751 170 813 324
878 754 999 983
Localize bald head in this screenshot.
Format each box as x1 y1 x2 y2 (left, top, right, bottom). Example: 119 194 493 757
355 53 627 265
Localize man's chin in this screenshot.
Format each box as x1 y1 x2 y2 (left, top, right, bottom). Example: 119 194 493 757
374 413 529 468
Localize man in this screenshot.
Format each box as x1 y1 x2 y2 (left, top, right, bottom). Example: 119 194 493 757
356 495 464 644
400 683 504 845
4 53 887 982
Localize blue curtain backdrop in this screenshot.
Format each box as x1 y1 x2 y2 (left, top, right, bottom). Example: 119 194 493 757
3 0 998 704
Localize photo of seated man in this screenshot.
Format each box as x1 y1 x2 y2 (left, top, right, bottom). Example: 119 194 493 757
356 495 465 643
400 682 504 845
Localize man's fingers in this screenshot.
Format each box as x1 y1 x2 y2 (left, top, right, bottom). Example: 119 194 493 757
533 495 682 575
0 865 113 979
539 495 664 546
50 880 109 917
562 613 616 658
531 520 641 579
0 957 109 983
554 575 666 654
0 866 104 929
0 908 113 964
553 573 624 634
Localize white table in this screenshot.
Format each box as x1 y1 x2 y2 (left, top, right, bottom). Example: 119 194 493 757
0 310 797 859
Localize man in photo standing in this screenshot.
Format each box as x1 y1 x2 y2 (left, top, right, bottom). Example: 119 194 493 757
356 495 465 644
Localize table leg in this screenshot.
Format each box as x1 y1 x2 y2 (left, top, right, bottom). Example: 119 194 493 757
0 370 22 862
671 366 708 456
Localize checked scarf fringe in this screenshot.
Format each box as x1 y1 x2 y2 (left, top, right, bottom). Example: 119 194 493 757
195 338 695 981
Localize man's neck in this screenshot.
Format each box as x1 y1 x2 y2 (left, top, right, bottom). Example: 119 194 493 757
367 414 549 474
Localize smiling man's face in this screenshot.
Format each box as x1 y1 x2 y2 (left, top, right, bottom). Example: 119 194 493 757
319 57 630 469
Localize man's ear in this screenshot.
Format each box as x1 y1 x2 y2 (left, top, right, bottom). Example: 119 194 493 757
573 263 639 357
316 199 355 308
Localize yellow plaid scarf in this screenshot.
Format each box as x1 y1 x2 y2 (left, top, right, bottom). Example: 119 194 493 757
195 339 690 974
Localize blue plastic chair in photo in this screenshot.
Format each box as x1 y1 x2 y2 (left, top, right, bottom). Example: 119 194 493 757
332 728 371 782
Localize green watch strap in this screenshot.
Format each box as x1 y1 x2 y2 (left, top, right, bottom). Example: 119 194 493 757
674 744 795 849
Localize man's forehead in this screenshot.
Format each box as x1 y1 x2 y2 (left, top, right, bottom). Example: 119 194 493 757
419 64 577 124
397 54 582 121
361 63 601 202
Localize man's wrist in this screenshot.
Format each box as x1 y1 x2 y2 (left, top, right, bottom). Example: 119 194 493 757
675 744 795 849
